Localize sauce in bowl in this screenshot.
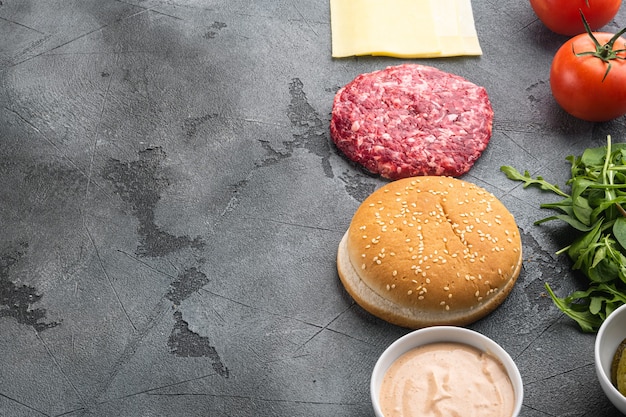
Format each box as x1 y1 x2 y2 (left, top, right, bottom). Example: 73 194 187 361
379 342 515 417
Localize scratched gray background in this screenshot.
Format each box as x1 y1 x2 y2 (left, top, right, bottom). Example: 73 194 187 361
2 0 626 416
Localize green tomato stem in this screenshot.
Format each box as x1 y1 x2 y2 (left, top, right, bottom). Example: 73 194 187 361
576 12 626 80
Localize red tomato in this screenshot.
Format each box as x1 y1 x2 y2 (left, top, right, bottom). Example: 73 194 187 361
530 0 622 35
550 31 626 122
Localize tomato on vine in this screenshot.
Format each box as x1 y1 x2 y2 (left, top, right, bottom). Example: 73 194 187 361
530 0 622 36
550 13 626 122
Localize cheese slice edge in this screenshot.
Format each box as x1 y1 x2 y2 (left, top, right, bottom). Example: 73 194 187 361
330 0 482 58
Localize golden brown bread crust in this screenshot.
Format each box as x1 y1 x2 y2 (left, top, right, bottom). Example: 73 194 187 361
337 176 522 328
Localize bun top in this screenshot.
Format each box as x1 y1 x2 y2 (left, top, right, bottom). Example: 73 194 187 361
344 176 522 318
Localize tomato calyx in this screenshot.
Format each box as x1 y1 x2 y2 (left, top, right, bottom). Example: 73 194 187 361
573 10 626 81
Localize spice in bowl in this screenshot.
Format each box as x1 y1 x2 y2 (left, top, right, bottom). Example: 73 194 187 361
611 338 626 396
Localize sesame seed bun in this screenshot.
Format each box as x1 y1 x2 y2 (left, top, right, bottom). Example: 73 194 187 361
337 176 522 328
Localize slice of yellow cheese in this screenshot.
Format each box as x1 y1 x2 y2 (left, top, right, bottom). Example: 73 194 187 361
330 0 441 58
458 0 482 55
330 0 482 58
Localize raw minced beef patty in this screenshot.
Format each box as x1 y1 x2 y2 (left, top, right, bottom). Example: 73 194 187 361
330 64 493 180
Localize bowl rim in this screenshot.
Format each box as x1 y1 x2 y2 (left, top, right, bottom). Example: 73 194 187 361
595 302 626 408
370 325 523 417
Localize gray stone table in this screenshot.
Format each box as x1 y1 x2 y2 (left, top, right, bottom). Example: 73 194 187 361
1 0 625 416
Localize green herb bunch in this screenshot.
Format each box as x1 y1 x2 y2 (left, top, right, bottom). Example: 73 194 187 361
501 135 626 332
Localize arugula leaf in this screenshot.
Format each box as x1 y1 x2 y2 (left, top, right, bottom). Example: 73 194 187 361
534 214 595 231
590 295 603 315
503 135 626 332
568 220 602 265
590 196 626 224
500 166 570 197
613 217 626 250
571 178 595 225
598 282 626 303
581 146 610 166
544 283 602 333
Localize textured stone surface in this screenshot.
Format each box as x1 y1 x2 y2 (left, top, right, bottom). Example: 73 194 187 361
2 1 626 415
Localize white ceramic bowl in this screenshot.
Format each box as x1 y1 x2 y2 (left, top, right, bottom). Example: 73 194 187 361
595 303 626 414
370 326 523 417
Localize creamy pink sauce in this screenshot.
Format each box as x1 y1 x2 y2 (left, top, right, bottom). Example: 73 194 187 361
379 342 515 417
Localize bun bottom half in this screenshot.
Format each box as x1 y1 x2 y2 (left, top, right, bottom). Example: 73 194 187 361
337 231 522 329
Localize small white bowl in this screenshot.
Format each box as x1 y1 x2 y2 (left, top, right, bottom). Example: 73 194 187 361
595 303 626 414
370 326 523 417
